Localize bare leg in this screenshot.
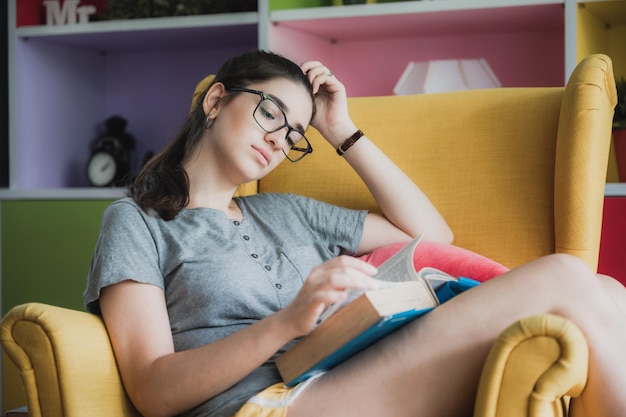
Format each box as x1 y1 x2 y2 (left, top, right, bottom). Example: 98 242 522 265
288 254 626 417
570 273 626 417
597 273 626 317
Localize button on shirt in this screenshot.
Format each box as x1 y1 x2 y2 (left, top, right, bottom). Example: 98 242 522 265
229 215 293 308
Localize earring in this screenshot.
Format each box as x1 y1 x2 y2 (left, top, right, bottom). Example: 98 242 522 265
205 115 214 129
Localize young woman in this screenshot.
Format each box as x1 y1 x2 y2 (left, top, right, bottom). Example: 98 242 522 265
84 50 626 417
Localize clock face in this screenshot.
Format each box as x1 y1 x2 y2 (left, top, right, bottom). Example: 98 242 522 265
87 151 117 187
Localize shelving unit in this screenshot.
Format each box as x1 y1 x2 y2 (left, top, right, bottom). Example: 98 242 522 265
4 0 625 196
5 4 259 195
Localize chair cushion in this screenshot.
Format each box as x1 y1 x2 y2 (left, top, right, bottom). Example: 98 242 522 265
360 240 509 282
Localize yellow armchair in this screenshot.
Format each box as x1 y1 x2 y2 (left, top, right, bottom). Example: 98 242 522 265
1 54 616 417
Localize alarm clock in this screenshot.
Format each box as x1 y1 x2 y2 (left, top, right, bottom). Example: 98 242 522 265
87 115 135 187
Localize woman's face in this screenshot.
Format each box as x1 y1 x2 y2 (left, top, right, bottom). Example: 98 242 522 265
210 78 313 183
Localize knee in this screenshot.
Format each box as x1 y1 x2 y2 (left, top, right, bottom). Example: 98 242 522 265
541 253 592 273
537 255 626 330
533 253 599 293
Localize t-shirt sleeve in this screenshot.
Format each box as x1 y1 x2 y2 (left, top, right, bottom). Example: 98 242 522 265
83 200 164 314
285 194 367 257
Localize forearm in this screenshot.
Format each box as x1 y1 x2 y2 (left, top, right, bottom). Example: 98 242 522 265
303 61 450 242
127 311 294 417
333 127 452 243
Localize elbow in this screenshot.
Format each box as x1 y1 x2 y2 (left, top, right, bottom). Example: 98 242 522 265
128 384 182 417
135 408 164 417
133 398 175 417
424 222 454 246
131 393 164 417
424 224 454 246
405 223 453 246
435 217 454 245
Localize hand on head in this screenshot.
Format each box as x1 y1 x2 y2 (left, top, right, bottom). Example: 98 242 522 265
301 61 356 144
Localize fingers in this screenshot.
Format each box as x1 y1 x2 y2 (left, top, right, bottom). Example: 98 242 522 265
309 256 379 292
302 61 334 78
282 256 379 336
301 60 339 94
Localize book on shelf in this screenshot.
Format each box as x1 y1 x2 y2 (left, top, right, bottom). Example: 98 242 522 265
275 234 480 387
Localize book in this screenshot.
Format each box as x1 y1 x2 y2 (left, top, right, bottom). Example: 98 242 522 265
275 235 479 387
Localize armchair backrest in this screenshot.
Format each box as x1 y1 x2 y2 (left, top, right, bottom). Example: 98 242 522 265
260 54 616 270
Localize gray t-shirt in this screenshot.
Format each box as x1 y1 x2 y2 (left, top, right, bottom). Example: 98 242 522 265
84 193 367 417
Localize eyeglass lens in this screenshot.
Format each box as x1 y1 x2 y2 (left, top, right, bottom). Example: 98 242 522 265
254 99 309 161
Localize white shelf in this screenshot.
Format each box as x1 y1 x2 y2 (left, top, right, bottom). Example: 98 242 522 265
15 12 259 51
604 183 626 196
0 188 127 200
17 12 258 35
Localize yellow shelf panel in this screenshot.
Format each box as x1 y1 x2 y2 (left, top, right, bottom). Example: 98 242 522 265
580 0 626 26
577 1 626 75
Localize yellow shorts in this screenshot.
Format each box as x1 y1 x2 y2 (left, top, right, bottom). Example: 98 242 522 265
231 383 294 417
232 376 322 417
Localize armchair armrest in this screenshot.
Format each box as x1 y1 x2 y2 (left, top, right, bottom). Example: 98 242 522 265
1 303 140 417
1 305 589 417
474 314 588 417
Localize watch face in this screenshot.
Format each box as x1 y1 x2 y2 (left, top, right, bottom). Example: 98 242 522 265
88 151 117 187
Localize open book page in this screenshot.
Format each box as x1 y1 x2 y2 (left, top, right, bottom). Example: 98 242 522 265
318 235 426 323
420 268 457 291
374 234 423 283
373 236 461 296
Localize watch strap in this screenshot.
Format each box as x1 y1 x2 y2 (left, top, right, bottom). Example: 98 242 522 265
336 130 364 156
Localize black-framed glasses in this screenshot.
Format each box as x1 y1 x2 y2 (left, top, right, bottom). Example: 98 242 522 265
228 87 313 162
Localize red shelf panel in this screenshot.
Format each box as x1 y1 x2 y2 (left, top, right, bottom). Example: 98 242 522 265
599 197 626 286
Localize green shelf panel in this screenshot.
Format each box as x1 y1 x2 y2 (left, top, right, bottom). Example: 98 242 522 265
271 0 331 10
1 199 114 314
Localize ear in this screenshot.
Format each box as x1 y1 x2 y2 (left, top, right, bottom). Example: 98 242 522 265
202 82 227 118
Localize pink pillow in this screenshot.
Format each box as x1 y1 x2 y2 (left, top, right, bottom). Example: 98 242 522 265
359 240 509 282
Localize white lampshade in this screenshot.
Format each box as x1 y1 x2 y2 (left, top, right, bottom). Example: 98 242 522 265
394 58 501 95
